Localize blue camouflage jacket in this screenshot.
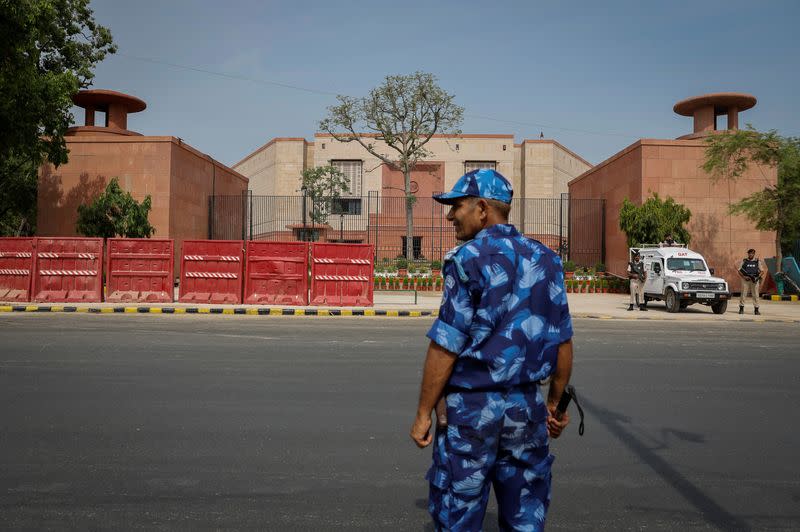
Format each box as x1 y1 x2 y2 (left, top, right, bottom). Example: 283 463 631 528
427 224 573 390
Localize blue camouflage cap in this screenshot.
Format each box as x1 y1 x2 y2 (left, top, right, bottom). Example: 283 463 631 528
433 168 513 205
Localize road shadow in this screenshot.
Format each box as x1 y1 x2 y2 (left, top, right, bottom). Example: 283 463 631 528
579 395 751 531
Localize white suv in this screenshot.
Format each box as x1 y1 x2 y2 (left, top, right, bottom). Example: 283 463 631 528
635 245 731 314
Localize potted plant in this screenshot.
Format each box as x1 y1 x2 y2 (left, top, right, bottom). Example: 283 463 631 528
396 257 408 277
563 260 576 279
595 262 606 274
431 260 442 277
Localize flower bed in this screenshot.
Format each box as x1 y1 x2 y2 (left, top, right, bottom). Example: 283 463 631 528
374 275 443 292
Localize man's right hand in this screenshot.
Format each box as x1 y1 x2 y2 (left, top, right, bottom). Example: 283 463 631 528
410 412 433 448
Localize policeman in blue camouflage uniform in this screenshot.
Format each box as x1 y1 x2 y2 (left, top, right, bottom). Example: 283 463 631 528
410 169 574 531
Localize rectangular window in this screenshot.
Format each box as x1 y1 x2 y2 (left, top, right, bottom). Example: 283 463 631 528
401 236 423 260
331 160 363 196
464 161 497 173
331 160 362 215
330 197 362 215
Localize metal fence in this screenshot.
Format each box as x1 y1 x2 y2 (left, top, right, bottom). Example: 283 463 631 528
209 192 605 267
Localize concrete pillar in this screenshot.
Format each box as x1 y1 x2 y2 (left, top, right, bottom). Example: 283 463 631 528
693 105 716 134
727 107 739 130
107 103 127 130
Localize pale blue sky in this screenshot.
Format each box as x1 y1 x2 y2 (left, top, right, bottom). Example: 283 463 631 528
82 0 799 167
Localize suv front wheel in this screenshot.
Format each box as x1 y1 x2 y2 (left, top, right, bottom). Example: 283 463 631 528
711 300 728 314
665 288 681 313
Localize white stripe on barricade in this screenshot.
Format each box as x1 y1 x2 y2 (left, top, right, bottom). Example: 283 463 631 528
36 253 96 260
315 275 370 281
313 258 371 264
0 269 30 275
0 252 33 258
39 270 97 276
185 272 238 279
184 255 240 261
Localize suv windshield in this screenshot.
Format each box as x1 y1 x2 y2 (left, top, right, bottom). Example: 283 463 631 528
667 258 706 272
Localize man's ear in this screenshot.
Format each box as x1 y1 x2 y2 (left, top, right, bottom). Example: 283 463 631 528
476 198 489 219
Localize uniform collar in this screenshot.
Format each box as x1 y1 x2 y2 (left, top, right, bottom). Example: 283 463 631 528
474 223 518 240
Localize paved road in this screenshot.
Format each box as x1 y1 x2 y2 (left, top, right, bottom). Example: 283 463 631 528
1 315 798 531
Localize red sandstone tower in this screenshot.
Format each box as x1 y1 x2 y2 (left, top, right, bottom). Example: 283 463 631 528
37 89 248 275
569 92 775 284
673 92 757 139
69 89 147 136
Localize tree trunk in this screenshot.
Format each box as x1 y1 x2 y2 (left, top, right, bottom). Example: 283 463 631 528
404 167 413 260
776 228 783 273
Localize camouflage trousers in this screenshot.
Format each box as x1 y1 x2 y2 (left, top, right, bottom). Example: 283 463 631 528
427 385 553 531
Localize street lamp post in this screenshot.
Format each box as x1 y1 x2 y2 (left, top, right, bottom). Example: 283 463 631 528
339 213 344 242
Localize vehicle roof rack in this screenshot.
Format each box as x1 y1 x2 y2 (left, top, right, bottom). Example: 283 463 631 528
635 243 687 249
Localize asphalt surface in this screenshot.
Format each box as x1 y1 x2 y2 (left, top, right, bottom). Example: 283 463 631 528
0 315 798 531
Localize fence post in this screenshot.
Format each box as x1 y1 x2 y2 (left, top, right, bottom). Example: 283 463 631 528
567 196 572 262
301 188 308 241
241 189 247 241
248 190 253 241
430 195 434 262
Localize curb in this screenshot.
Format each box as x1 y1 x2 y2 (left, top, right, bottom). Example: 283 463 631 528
761 294 799 302
570 312 800 323
0 305 437 317
3 305 799 323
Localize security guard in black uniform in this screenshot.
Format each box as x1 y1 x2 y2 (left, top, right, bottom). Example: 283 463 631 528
627 251 647 311
738 248 763 315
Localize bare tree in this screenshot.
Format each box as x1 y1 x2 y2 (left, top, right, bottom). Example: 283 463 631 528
320 72 463 259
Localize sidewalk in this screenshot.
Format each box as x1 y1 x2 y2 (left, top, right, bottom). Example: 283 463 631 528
563 293 800 322
2 292 798 321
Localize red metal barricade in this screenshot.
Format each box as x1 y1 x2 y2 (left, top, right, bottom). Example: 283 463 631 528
310 243 374 306
33 237 104 302
106 238 174 303
179 240 244 304
244 241 309 305
0 237 36 302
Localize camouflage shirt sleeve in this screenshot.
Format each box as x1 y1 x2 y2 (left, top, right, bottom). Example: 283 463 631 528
426 249 481 355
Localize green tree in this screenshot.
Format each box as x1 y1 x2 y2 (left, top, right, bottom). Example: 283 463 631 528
0 155 39 236
319 72 464 258
76 178 155 238
301 165 350 224
619 193 692 248
703 127 800 272
0 0 116 235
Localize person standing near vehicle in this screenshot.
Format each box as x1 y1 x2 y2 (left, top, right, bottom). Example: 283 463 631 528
409 168 574 531
738 248 764 315
627 251 647 311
